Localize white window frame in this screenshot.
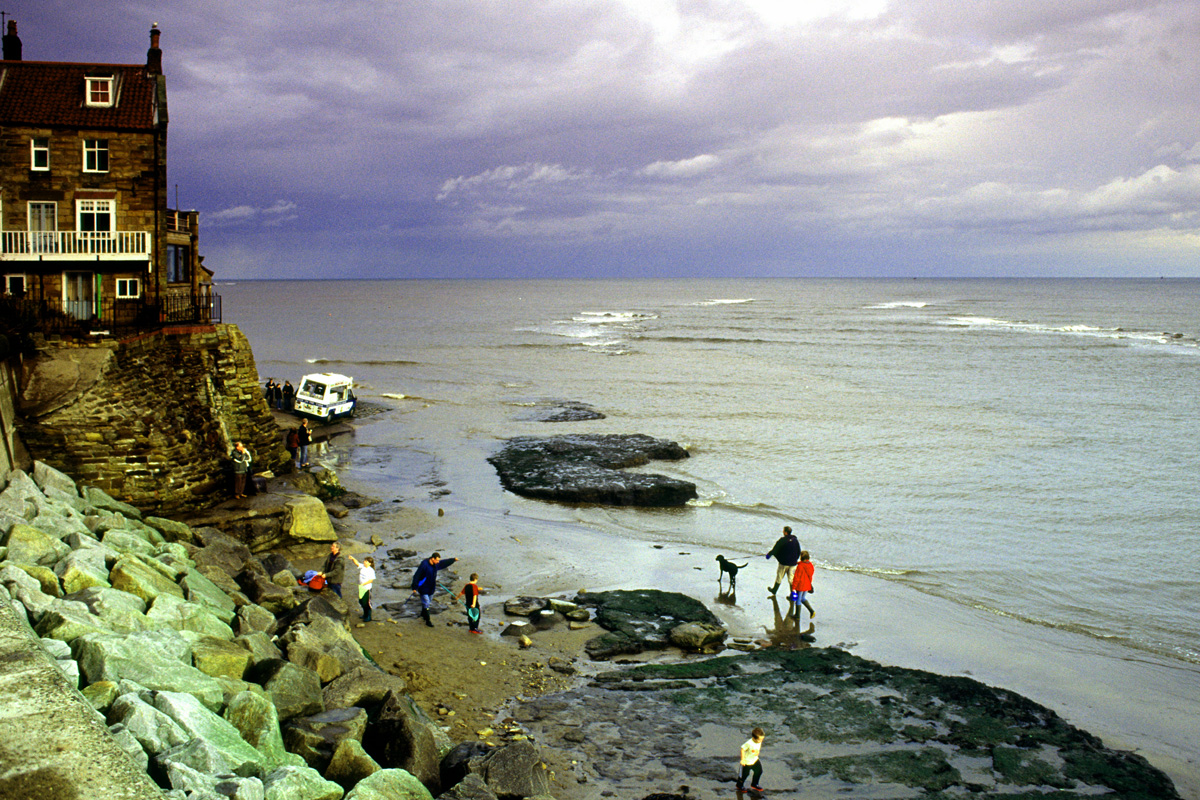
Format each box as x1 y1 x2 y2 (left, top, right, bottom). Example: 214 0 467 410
4 274 28 296
76 199 114 234
82 139 109 173
115 277 141 299
31 138 49 171
85 76 114 107
28 201 58 254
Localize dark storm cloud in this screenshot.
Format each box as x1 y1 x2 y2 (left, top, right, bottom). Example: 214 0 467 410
13 0 1200 277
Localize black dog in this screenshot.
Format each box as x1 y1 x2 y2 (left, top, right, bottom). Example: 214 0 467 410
715 555 748 590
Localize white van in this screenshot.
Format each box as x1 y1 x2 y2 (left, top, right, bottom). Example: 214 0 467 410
293 372 356 420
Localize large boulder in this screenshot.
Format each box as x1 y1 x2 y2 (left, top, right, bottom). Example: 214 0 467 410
108 691 190 756
65 586 151 632
362 690 452 794
224 690 302 771
145 593 235 640
3 522 70 566
180 567 238 623
280 614 373 684
55 548 111 594
145 515 196 544
322 666 408 711
487 434 697 507
109 553 186 604
326 738 382 790
576 589 724 660
345 768 433 800
192 635 254 680
252 659 326 722
283 495 338 543
262 764 345 800
467 741 550 799
153 689 271 775
668 621 728 652
32 460 79 497
73 630 226 710
282 706 369 772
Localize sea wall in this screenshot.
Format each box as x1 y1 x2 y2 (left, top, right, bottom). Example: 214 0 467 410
0 358 27 483
14 325 286 516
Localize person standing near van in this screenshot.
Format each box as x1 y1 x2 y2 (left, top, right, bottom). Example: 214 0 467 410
230 441 253 499
296 419 311 468
282 380 295 411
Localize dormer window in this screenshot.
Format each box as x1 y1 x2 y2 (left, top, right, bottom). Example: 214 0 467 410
85 76 114 107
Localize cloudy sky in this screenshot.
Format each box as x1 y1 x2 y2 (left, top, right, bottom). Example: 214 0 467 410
19 0 1200 278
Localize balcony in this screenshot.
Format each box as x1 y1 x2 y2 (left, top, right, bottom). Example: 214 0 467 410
0 230 152 261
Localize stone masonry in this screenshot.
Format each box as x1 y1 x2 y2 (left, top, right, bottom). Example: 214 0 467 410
14 323 285 515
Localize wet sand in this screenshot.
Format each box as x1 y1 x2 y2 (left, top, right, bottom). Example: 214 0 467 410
337 497 1200 799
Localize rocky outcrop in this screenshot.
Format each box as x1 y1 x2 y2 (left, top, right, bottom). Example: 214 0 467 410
575 589 725 660
515 648 1183 800
487 434 697 507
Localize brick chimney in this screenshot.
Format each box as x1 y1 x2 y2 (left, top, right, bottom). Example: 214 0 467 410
2 20 21 61
146 23 162 74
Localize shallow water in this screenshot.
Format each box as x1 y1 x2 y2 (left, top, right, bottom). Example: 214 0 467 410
229 277 1200 665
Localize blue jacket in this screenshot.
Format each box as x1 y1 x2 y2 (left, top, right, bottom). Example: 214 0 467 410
768 534 801 566
412 557 457 596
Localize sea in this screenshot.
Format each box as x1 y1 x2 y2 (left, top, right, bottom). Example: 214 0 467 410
225 277 1200 669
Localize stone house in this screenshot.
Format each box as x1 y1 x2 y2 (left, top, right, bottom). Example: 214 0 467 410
0 21 215 334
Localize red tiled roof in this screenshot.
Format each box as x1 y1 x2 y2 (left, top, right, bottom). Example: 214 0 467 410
0 60 158 130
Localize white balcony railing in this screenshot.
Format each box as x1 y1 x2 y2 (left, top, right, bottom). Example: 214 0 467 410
0 230 152 260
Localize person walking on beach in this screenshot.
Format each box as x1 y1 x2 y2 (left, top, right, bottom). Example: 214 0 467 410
411 551 457 627
457 573 483 634
319 541 346 598
348 554 375 621
766 525 801 596
790 550 815 619
230 441 253 499
737 727 766 791
296 419 311 468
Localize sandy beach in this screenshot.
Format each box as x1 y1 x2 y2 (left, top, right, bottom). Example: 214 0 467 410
320 494 1200 799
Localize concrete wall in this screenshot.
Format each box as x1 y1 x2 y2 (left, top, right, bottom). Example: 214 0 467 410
15 324 286 515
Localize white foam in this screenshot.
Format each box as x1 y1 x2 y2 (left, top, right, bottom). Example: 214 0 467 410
865 301 930 309
693 298 755 306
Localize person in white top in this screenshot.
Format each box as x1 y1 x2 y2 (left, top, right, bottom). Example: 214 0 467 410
737 727 766 791
348 555 375 622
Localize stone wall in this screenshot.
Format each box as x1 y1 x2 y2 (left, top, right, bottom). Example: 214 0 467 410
15 324 285 515
0 358 30 483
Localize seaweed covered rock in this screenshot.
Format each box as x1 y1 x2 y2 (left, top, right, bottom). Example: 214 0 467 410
488 434 697 507
514 647 1182 800
575 589 724 659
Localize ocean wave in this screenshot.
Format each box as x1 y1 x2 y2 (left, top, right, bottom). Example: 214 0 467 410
865 301 930 309
305 358 423 367
651 335 787 345
939 316 1197 349
692 298 755 306
575 311 659 323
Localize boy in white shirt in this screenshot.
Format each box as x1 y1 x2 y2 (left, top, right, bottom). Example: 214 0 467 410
737 727 766 791
348 555 375 622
